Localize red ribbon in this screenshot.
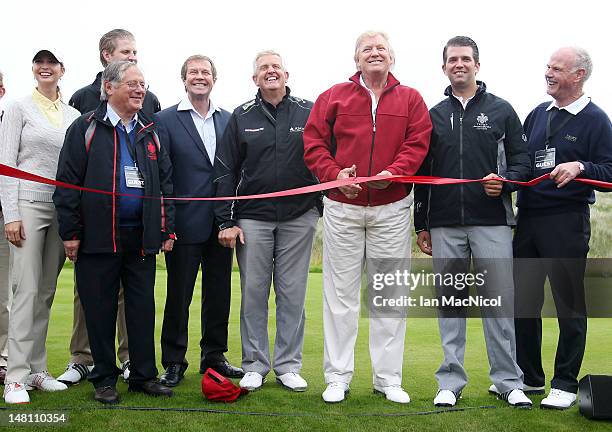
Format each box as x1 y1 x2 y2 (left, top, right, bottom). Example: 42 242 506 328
1 163 610 201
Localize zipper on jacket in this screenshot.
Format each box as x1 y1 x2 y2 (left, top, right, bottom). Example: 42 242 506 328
258 96 281 219
358 81 398 206
366 111 377 205
112 129 118 253
259 97 277 125
138 137 148 255
230 169 245 222
459 109 465 225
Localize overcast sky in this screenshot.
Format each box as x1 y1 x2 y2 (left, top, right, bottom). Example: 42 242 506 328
1 0 610 121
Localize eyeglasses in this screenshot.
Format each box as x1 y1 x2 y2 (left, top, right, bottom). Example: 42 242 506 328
120 80 149 91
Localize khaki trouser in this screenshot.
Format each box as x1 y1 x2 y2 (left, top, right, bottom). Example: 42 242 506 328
322 196 412 388
6 201 64 383
69 281 129 365
0 214 11 367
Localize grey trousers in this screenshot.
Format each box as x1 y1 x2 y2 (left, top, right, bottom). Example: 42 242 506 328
430 226 523 394
236 208 319 377
0 214 10 367
6 201 64 383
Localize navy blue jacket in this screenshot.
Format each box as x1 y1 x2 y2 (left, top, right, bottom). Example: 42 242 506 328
156 104 230 244
518 100 612 213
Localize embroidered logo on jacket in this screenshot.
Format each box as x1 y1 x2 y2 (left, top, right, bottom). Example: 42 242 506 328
473 113 492 131
289 126 305 133
147 142 157 160
564 134 578 142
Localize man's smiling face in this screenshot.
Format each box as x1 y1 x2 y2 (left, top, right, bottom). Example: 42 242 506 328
252 54 288 92
356 34 393 76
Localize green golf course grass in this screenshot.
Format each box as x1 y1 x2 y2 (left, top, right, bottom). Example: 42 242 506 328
1 266 610 431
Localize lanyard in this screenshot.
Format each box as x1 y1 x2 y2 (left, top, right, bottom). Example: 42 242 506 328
545 108 574 148
118 124 137 165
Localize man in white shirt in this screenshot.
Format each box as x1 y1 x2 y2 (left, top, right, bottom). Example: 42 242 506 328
514 46 612 410
155 55 243 387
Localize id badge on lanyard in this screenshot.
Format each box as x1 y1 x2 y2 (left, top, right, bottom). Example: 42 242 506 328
535 147 556 169
535 109 573 171
124 165 144 189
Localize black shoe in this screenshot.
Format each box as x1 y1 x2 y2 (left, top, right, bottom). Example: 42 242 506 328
94 386 120 404
159 364 187 387
200 360 244 378
129 380 173 397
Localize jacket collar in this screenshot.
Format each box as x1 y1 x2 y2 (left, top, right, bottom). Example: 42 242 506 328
91 102 154 138
444 80 487 98
349 71 400 90
255 86 291 107
92 71 103 88
256 87 291 125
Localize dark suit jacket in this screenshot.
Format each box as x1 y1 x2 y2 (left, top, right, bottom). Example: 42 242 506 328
156 103 230 244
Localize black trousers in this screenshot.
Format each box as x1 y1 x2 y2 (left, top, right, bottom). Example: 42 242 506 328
161 229 233 370
513 210 590 394
76 227 157 388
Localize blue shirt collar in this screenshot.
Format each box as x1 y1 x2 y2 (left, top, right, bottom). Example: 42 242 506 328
105 103 138 133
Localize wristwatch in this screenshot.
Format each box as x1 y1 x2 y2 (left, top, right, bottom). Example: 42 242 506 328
577 162 585 174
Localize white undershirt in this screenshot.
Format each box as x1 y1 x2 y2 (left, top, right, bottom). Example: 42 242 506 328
451 92 475 110
360 75 379 126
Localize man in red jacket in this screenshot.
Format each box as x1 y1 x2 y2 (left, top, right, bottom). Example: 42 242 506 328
304 30 432 404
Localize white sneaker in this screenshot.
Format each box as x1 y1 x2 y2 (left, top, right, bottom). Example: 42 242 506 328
276 372 307 392
26 372 68 392
239 372 265 391
434 389 459 407
3 382 30 404
57 362 92 385
322 382 349 403
498 388 533 408
541 388 577 410
121 361 131 381
373 385 410 404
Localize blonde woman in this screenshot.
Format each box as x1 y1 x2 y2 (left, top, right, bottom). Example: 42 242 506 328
0 49 80 404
